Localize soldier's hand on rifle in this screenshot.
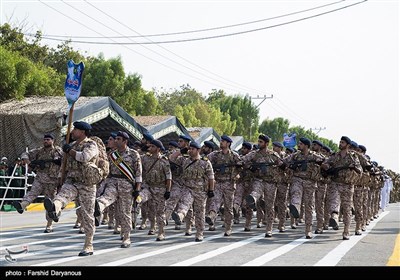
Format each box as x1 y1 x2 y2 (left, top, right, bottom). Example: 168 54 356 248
53 158 62 166
62 144 72 153
132 189 140 199
207 190 215 198
164 191 171 200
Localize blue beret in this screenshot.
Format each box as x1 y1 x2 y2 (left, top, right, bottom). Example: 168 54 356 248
189 142 201 149
299 137 311 147
312 140 323 147
286 147 294 153
168 141 179 148
341 136 351 144
358 144 366 153
221 135 233 143
272 141 284 148
44 133 54 140
242 142 252 150
350 141 359 148
258 134 270 142
151 139 164 150
110 132 117 139
117 131 129 140
133 141 142 147
73 121 92 131
179 135 191 142
322 145 332 153
203 141 214 149
142 133 154 141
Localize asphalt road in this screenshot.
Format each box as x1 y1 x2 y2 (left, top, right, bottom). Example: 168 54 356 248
1 202 399 273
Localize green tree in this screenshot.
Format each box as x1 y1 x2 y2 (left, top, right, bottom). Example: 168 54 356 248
259 117 291 142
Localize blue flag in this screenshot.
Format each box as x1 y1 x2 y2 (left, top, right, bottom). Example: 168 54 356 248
283 132 297 148
64 60 85 108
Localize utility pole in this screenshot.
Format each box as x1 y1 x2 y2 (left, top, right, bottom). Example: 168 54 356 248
311 127 326 135
249 94 273 140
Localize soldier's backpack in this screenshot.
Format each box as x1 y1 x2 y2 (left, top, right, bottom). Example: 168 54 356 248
82 136 110 185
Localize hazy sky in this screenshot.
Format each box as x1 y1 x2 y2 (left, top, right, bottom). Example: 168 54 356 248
1 0 399 172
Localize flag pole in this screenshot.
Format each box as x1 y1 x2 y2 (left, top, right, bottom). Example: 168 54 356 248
58 60 85 189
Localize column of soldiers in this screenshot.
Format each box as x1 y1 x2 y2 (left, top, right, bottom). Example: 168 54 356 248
13 125 390 256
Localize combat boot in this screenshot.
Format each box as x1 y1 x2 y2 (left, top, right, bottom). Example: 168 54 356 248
44 198 62 222
13 200 29 214
121 234 131 248
43 221 53 233
205 210 217 226
288 204 300 219
171 212 184 226
156 234 165 241
305 232 312 239
329 213 339 230
79 239 94 256
195 234 204 242
245 195 257 211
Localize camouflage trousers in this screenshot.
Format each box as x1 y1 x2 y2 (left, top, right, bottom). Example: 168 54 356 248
275 183 289 228
23 180 58 223
250 179 277 232
353 185 365 229
314 182 327 231
234 180 254 227
165 181 184 222
55 182 96 250
140 185 167 236
290 177 317 233
208 180 236 232
327 182 354 234
175 186 208 239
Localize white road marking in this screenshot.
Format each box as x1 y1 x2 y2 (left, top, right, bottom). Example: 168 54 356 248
171 233 265 266
314 211 389 266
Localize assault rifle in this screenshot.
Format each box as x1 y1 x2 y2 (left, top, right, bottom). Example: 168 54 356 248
249 162 276 173
321 164 352 178
30 159 62 170
212 163 242 174
288 159 320 172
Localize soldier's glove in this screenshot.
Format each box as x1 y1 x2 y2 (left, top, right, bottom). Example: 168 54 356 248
132 190 140 199
62 144 72 153
164 191 171 200
53 158 62 166
207 190 215 198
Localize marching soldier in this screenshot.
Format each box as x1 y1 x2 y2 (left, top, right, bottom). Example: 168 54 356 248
44 121 99 256
242 134 284 237
284 137 325 239
321 136 362 240
137 139 172 240
13 133 63 233
170 141 215 241
95 131 142 248
206 135 242 236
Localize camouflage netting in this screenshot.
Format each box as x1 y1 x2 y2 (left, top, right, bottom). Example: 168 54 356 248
0 96 104 162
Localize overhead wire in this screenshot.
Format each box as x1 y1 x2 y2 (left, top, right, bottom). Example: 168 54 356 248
25 0 345 39
82 0 266 95
32 0 368 45
39 0 247 94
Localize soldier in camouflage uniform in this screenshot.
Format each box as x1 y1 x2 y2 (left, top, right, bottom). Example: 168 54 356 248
13 133 63 233
350 142 372 235
44 122 99 256
138 139 172 241
358 145 370 231
242 134 284 237
284 137 325 239
271 141 290 232
232 142 253 228
310 140 328 234
201 140 215 157
321 145 333 230
170 141 215 241
322 136 362 240
205 135 242 236
165 135 191 232
95 131 142 248
137 133 154 230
